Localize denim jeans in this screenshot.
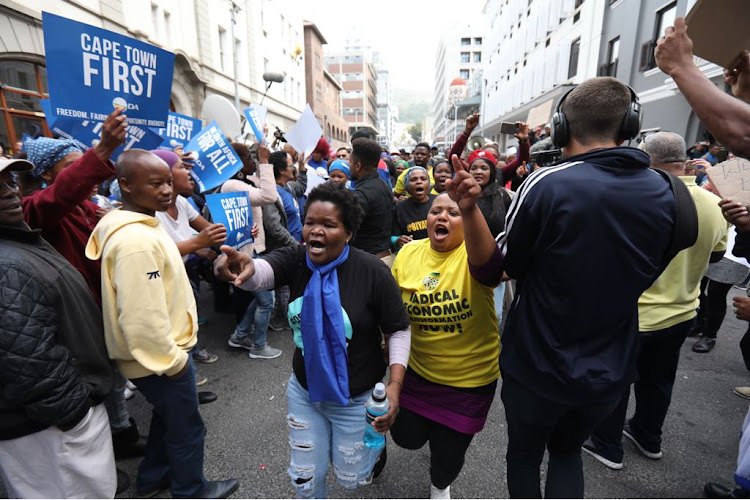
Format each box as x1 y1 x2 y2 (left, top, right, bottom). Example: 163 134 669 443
236 289 275 349
494 283 506 331
286 374 381 499
131 358 206 498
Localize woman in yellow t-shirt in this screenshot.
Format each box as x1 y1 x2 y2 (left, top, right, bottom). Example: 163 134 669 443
391 192 501 498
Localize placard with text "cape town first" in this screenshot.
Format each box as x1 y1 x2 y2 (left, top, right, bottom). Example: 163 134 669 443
184 121 243 192
42 12 175 128
205 192 254 250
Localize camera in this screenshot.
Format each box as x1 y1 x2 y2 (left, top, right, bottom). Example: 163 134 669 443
274 126 287 143
530 149 562 167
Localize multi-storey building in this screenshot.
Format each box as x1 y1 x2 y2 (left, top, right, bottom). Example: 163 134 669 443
432 20 487 150
480 0 717 152
480 0 604 150
0 0 305 149
325 38 379 139
597 0 718 144
303 21 348 148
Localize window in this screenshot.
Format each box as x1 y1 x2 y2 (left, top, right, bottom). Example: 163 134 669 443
655 2 677 40
0 60 50 151
461 37 471 45
568 38 580 79
641 2 676 71
474 37 482 45
460 52 470 63
343 55 363 64
151 4 159 39
599 37 620 76
473 52 482 63
460 69 470 80
218 27 227 71
163 11 171 44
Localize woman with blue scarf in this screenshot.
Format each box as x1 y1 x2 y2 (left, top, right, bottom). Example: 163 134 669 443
215 183 411 498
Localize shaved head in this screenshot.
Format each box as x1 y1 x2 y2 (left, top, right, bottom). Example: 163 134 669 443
117 149 173 215
116 149 169 180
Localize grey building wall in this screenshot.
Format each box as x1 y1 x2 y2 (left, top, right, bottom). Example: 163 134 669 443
599 0 722 144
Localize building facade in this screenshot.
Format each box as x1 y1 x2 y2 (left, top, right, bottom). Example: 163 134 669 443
480 0 604 151
0 0 305 150
597 0 716 144
376 66 393 149
479 0 716 152
325 39 379 139
432 20 486 150
303 21 348 149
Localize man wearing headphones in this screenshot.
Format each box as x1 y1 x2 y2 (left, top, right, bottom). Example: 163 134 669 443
494 77 683 498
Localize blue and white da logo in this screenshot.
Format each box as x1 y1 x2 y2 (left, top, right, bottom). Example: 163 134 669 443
112 97 127 110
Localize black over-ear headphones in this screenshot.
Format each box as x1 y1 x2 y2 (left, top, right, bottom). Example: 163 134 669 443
550 84 642 148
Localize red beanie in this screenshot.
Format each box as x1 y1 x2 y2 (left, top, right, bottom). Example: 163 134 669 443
468 149 497 166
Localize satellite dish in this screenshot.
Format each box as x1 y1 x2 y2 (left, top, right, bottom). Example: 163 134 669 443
202 94 241 140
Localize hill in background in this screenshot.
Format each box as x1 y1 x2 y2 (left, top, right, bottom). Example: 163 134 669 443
393 88 432 125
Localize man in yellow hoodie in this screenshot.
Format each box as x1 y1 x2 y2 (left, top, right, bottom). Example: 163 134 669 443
86 149 238 499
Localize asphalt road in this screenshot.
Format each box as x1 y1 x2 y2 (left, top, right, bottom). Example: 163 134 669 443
4 287 750 498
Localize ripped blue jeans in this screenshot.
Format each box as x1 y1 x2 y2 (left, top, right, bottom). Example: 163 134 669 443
286 374 381 499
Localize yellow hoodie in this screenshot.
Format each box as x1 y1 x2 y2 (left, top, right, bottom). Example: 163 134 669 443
86 209 198 379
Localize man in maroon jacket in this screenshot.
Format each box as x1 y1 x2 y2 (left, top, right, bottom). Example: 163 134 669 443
22 109 143 491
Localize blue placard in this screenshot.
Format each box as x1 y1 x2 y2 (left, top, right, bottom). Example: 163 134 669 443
153 112 203 150
242 105 266 144
205 192 253 250
184 121 243 192
42 12 175 128
40 99 163 161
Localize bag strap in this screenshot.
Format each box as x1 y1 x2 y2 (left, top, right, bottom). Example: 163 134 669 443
652 168 699 262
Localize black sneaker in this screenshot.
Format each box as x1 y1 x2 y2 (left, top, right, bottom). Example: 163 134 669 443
622 422 662 459
693 336 716 353
581 439 622 470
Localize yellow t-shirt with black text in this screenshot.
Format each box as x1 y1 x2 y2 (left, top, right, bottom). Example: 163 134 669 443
392 239 500 387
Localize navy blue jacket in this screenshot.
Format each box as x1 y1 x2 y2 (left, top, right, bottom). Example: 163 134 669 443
498 147 676 404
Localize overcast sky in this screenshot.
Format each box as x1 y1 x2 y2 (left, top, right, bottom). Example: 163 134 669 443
293 0 484 95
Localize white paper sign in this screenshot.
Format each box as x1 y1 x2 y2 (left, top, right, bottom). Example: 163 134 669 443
285 104 323 158
304 167 327 196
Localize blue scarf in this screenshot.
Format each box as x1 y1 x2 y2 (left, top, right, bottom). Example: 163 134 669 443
301 244 351 405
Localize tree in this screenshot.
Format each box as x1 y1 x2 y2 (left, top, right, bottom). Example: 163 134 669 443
407 122 423 143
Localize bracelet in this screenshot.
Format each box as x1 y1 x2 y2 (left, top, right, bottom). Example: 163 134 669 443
387 380 403 389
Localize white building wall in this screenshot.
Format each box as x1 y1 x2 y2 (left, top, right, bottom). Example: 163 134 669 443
481 0 604 133
2 0 305 134
432 20 486 147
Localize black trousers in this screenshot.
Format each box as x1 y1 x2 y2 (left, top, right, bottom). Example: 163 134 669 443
697 277 734 338
741 325 750 372
390 407 475 489
590 318 693 461
501 377 620 499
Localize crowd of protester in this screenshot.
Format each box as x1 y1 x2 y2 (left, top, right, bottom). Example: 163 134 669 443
3 15 750 500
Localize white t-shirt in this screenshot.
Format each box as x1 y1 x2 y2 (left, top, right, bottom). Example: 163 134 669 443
155 195 199 263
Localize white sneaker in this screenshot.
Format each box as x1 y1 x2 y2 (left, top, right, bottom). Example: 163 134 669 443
430 484 450 499
124 387 134 400
125 380 137 391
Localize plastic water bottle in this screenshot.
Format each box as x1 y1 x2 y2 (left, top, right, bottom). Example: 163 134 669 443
363 382 389 449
